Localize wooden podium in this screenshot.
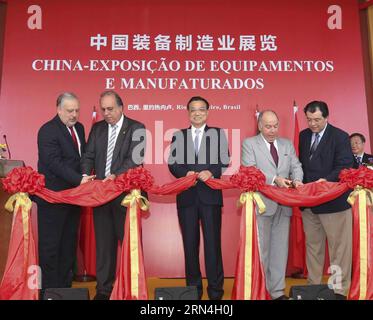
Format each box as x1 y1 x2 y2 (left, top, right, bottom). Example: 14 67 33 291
0 159 25 281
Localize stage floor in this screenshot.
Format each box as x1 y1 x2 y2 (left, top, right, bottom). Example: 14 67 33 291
72 276 314 300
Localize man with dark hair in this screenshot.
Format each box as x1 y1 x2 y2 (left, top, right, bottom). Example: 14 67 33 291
349 133 373 168
299 100 354 299
168 96 230 300
36 92 93 295
81 90 146 300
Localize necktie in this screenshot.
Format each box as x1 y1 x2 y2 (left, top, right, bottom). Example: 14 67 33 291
355 155 362 166
309 133 320 160
105 124 117 177
269 142 278 167
194 129 200 155
69 126 79 150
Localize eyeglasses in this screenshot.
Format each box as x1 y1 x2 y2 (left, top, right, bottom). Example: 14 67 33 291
189 108 208 114
306 117 324 124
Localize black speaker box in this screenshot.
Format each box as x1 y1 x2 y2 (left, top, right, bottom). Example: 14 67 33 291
43 288 90 300
289 284 336 300
154 286 199 300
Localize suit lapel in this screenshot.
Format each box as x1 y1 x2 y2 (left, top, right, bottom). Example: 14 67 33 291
100 122 109 160
256 135 276 168
301 129 312 165
55 116 80 155
111 116 129 163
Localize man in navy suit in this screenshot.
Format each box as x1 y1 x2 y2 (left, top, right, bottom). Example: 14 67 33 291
36 92 94 293
299 101 354 299
349 133 373 168
168 96 230 300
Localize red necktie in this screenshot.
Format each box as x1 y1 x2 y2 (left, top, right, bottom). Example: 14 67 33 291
270 142 279 167
69 126 79 150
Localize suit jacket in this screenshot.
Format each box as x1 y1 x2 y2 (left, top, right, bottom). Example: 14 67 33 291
168 126 230 208
37 115 86 191
353 152 373 168
241 134 303 216
81 116 145 179
299 124 354 213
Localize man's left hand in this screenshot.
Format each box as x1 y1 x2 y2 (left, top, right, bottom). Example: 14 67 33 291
198 170 213 182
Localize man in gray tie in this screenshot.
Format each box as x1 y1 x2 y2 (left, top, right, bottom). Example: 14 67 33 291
81 90 146 300
241 110 303 300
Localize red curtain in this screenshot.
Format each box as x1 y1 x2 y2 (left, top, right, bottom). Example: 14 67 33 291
78 207 96 276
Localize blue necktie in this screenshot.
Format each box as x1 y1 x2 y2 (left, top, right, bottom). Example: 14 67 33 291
194 129 200 155
309 133 320 160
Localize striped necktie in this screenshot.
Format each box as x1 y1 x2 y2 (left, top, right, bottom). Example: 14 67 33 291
309 133 320 160
105 124 117 177
355 155 362 166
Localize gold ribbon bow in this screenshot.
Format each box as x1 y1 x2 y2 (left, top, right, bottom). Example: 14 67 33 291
121 189 149 299
5 192 32 267
238 192 266 300
347 186 373 300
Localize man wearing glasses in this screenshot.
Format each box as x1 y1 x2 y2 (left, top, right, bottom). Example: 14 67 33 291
349 133 373 168
298 101 354 300
168 96 230 300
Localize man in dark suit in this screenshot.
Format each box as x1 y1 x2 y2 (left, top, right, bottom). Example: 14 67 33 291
299 101 354 299
37 92 93 293
168 96 230 300
81 90 146 300
349 133 373 168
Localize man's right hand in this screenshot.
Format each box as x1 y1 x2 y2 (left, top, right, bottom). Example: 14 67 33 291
81 175 96 184
274 176 293 188
186 171 196 176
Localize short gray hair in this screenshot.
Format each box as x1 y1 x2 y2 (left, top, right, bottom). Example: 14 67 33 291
258 110 279 124
56 92 79 107
100 90 123 107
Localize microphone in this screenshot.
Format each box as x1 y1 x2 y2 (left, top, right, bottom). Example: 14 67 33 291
3 134 11 159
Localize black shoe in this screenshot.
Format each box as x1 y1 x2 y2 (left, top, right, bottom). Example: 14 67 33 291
335 294 347 300
93 293 110 300
291 271 306 279
273 295 289 300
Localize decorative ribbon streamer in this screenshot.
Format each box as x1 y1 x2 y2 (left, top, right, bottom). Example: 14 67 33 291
347 186 373 300
236 192 267 300
2 166 373 300
5 192 32 267
0 192 38 300
116 189 149 300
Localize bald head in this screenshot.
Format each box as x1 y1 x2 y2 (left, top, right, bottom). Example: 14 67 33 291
258 110 279 143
